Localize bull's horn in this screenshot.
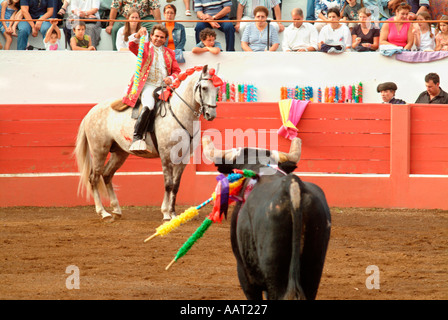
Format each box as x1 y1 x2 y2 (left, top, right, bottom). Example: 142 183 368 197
202 136 238 163
277 138 302 163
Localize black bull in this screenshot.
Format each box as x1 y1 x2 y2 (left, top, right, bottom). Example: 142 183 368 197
206 138 331 300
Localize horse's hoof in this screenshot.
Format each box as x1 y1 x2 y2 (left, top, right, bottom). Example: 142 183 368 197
112 213 122 221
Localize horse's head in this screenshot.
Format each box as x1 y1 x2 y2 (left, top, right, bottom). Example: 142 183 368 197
193 65 220 121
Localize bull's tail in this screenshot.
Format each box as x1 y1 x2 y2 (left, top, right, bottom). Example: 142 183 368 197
284 176 306 300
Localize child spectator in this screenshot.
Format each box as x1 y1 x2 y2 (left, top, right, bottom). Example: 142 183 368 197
413 11 435 51
116 8 141 51
70 21 96 50
0 0 20 50
435 15 448 51
44 19 62 50
192 28 222 54
318 7 352 52
341 0 363 30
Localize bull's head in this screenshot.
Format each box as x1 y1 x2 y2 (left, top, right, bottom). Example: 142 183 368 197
202 136 302 175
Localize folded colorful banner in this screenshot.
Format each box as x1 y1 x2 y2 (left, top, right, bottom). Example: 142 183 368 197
277 99 309 140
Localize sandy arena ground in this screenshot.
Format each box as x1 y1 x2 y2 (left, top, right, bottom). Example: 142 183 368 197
0 205 446 300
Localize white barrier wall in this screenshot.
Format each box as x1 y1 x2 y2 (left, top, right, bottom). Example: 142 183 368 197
0 50 447 104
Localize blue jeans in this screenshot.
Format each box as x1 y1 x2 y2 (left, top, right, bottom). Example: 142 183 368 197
17 19 51 50
195 20 235 51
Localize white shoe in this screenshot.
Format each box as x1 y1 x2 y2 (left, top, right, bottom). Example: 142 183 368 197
129 140 148 152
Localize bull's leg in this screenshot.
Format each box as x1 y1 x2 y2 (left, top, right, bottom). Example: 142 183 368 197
103 148 129 220
236 263 264 300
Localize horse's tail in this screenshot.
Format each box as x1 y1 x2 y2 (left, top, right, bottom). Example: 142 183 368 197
74 117 93 200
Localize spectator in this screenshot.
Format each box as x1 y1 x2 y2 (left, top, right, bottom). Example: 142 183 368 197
306 0 316 21
57 0 70 19
116 7 140 51
123 25 181 152
379 2 413 50
412 11 435 51
235 0 284 35
407 0 430 20
70 20 96 50
362 0 401 27
415 73 448 104
314 0 344 32
183 0 191 16
192 27 222 54
162 4 186 51
241 5 279 51
194 0 235 51
106 0 161 51
351 7 380 51
282 7 318 52
341 0 363 30
377 82 406 104
0 0 20 50
16 0 54 50
70 0 102 48
435 15 448 51
428 0 448 21
44 18 61 50
318 7 352 52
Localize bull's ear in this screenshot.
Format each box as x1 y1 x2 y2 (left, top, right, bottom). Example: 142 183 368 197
215 163 236 174
278 161 297 174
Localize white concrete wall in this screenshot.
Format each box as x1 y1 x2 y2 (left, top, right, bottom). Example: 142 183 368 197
1 50 447 104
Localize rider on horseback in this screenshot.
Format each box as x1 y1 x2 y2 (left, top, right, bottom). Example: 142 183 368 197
123 24 181 152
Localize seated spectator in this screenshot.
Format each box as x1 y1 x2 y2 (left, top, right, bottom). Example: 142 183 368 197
192 28 222 54
379 2 413 50
282 7 318 52
435 15 448 51
241 6 279 52
194 0 235 51
116 8 141 51
415 72 448 104
377 82 406 104
407 0 430 20
70 0 102 48
106 0 161 51
314 0 344 32
0 0 20 50
318 7 352 52
235 0 284 35
306 0 316 21
362 0 401 27
351 7 380 51
70 20 96 50
341 0 363 30
44 19 61 50
162 4 186 51
413 11 435 51
16 0 54 50
57 0 70 20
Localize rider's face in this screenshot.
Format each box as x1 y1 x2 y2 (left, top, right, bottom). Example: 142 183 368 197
151 30 167 47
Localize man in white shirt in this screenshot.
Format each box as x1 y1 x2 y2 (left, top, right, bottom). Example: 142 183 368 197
282 8 318 52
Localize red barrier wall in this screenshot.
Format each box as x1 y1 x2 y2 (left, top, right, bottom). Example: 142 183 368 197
0 102 447 209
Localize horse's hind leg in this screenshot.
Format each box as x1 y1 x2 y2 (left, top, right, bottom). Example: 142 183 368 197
103 146 129 220
89 150 114 221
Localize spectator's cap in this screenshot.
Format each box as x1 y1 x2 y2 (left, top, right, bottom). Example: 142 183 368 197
377 82 398 92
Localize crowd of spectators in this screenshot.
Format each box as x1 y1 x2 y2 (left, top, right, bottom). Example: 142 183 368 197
0 0 447 52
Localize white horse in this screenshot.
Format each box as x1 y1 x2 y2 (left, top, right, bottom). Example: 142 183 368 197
75 65 219 221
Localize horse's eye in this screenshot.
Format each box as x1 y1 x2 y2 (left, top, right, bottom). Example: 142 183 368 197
202 87 208 91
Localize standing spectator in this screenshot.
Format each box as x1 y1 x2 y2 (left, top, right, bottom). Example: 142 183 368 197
377 82 406 104
235 0 284 35
412 11 435 51
162 4 186 51
415 73 448 104
106 0 161 51
341 0 363 30
194 0 235 51
16 0 55 50
0 0 20 50
351 7 380 51
241 5 279 51
282 7 318 52
115 7 140 51
70 0 102 48
435 15 448 51
379 2 413 50
314 0 344 32
70 20 96 50
318 7 352 52
192 27 222 54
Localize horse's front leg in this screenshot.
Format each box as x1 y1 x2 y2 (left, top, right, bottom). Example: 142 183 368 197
161 162 186 220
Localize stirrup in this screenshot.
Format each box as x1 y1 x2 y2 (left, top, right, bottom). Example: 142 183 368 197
130 139 150 153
